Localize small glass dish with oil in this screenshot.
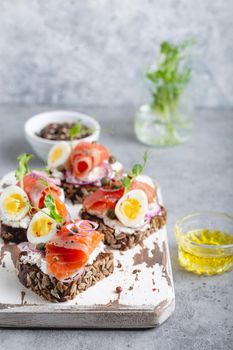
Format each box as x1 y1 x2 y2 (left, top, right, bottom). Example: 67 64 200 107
174 211 233 275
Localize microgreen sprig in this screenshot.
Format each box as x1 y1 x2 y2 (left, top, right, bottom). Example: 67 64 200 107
44 194 63 224
69 121 94 147
122 151 148 191
33 167 51 174
70 121 82 142
38 177 64 223
28 202 63 225
27 195 63 225
15 153 33 189
69 121 115 146
14 159 63 224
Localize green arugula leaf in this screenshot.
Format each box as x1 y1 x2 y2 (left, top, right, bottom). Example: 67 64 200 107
122 151 148 191
69 121 96 145
122 177 131 191
38 177 63 224
132 164 143 177
70 121 82 141
44 194 63 224
15 153 33 188
131 150 148 177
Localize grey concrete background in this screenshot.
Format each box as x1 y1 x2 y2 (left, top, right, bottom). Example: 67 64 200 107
0 105 232 350
0 1 233 347
0 0 233 108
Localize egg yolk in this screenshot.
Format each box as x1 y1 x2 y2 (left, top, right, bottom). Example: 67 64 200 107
50 147 62 163
121 198 141 220
3 194 26 214
32 217 53 237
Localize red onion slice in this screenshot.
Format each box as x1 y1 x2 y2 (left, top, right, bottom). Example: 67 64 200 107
64 171 96 185
65 220 99 237
65 162 113 186
145 203 162 220
75 220 99 231
18 242 45 255
30 171 61 186
18 242 30 251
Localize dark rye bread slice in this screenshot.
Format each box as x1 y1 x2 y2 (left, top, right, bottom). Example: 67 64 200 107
80 206 167 251
61 181 99 204
0 223 27 243
16 251 114 303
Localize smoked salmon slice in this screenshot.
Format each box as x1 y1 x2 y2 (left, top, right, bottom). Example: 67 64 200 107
83 187 124 216
130 180 156 203
46 220 103 280
69 142 110 178
22 172 69 221
83 178 156 216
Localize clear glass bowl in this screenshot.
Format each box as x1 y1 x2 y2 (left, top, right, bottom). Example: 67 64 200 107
174 212 233 275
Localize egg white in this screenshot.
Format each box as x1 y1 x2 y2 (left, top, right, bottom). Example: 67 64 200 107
48 142 71 169
27 209 57 244
115 189 148 228
0 185 30 221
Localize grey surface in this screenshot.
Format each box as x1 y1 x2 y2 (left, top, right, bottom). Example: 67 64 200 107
0 105 233 349
0 0 233 108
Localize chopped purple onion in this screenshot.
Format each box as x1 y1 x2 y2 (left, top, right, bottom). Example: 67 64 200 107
30 171 61 186
17 242 44 255
65 162 113 186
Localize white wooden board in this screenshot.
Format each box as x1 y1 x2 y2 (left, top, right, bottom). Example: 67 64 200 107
0 172 175 328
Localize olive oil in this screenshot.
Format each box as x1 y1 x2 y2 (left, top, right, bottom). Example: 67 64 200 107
177 229 233 275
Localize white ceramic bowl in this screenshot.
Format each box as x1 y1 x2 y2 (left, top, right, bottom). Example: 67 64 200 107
24 110 101 161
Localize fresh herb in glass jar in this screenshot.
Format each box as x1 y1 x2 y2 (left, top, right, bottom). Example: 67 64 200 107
135 39 194 146
146 40 193 118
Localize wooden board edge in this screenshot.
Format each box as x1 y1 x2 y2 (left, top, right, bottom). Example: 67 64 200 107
0 298 175 329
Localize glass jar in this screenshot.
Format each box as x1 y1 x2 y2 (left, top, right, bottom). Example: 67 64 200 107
174 211 233 275
134 84 193 147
